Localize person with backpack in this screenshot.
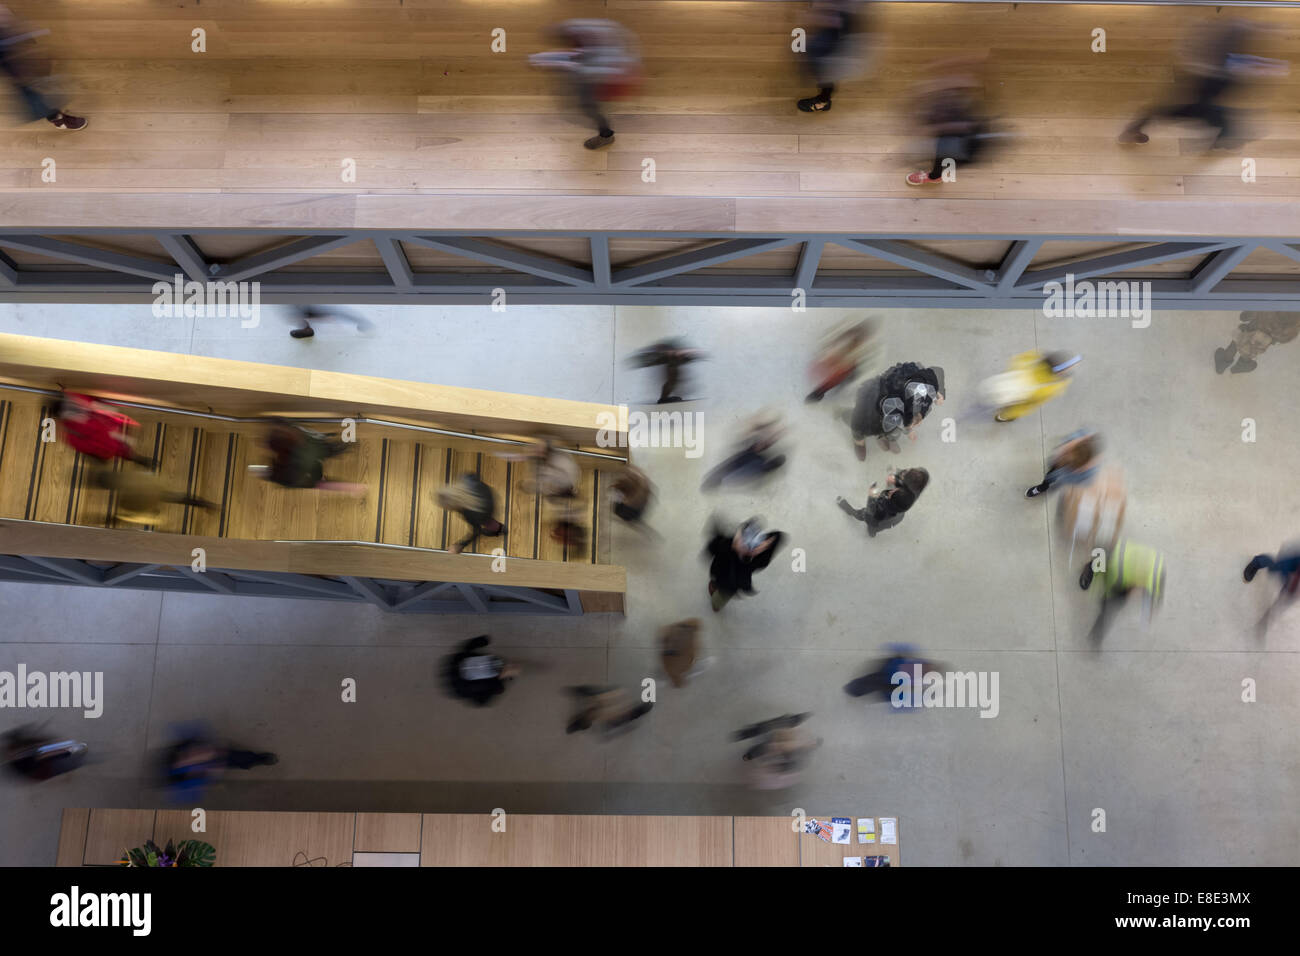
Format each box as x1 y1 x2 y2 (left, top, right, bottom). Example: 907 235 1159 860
905 56 999 186
249 420 364 494
836 466 929 537
530 19 642 150
849 362 945 460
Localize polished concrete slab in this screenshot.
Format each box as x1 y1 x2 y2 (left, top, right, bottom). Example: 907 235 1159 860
0 302 1295 866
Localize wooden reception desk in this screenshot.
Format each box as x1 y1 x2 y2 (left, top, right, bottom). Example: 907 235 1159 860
57 809 901 867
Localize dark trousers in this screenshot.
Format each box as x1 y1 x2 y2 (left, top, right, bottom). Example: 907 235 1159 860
0 49 55 121
1129 76 1235 143
576 81 612 138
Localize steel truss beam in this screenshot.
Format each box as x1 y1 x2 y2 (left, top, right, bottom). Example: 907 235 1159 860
0 230 1297 310
0 554 587 615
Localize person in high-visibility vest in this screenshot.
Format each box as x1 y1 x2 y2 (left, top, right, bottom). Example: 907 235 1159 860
1090 539 1167 641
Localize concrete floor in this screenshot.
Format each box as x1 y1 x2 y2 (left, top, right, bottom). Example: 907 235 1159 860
0 303 1296 866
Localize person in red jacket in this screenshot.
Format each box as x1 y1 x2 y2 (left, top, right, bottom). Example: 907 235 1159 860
57 393 151 465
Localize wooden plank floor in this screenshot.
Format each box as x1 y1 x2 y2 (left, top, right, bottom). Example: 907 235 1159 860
4 1 1299 203
0 390 608 564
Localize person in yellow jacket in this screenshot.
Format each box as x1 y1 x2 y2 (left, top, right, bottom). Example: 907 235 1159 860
978 351 1081 422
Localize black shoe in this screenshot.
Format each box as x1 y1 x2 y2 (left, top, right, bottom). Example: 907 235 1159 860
797 96 832 113
1230 356 1257 374
1079 565 1095 590
259 753 278 766
1214 346 1236 373
290 326 315 339
584 134 615 150
1244 561 1260 583
1025 484 1046 499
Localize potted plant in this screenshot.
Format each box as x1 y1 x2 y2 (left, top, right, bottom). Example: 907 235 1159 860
120 838 215 867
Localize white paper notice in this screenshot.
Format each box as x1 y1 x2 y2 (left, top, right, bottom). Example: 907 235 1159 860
843 856 864 867
831 817 852 844
879 817 898 845
857 818 875 844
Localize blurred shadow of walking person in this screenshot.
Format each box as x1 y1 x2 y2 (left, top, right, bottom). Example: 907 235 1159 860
796 0 875 114
0 5 86 130
530 19 642 150
564 685 653 735
1215 311 1300 374
705 517 784 612
437 473 505 555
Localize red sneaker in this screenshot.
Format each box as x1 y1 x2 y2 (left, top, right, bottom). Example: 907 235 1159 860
906 171 939 186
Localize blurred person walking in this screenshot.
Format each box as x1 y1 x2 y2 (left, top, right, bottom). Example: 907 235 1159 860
1215 311 1300 374
905 56 1003 186
249 420 364 494
609 463 653 531
564 685 653 735
1088 539 1167 642
3 724 88 781
976 351 1081 422
625 338 706 405
287 305 374 340
733 713 821 790
437 473 505 555
442 635 518 707
1118 18 1288 149
807 316 879 403
700 412 786 490
704 516 784 612
660 618 710 687
0 5 85 130
836 466 928 537
1243 545 1300 634
843 645 945 704
160 726 277 801
530 19 642 150
849 361 945 460
796 0 875 114
57 392 152 467
92 466 216 526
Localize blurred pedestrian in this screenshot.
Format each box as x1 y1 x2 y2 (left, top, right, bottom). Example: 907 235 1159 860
849 362 945 460
0 5 85 130
1024 429 1102 500
287 305 374 339
443 635 518 707
733 713 821 790
3 724 88 781
57 393 152 466
796 0 874 114
906 55 1002 186
807 316 879 403
625 338 705 404
976 351 1081 422
437 473 505 555
1119 19 1288 149
1088 539 1167 641
92 466 216 526
660 618 708 687
1215 311 1300 374
701 412 786 490
705 516 784 612
564 685 653 735
530 19 642 150
160 726 277 801
249 420 364 494
843 645 945 705
836 466 928 537
1243 545 1300 634
609 463 653 528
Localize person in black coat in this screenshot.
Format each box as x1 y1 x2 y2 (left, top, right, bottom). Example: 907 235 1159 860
849 362 944 460
837 467 929 537
705 518 785 612
443 635 517 706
